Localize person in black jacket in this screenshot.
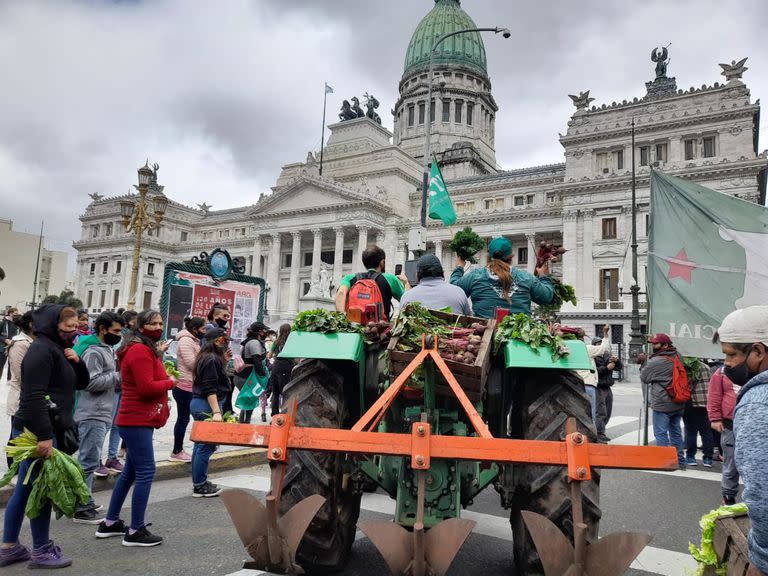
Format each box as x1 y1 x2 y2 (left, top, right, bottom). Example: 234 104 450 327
594 346 622 444
233 321 270 423
267 323 294 417
1 305 89 569
190 327 230 498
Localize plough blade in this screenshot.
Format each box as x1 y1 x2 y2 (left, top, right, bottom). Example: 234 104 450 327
522 511 652 576
359 517 476 576
221 488 325 575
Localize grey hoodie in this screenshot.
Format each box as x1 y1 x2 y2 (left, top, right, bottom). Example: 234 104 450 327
74 342 120 425
734 369 768 573
640 348 685 413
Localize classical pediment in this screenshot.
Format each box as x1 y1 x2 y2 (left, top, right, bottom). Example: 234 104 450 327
593 242 627 257
248 176 380 217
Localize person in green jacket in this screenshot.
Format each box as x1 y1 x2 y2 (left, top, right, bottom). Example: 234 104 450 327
449 237 554 319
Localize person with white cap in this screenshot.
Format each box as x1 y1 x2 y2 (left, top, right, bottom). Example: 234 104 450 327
715 305 768 576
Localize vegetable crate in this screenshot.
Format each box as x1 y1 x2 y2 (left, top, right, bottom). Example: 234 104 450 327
386 310 495 403
705 511 752 576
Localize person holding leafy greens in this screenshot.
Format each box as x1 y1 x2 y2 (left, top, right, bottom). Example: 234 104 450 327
1 304 89 569
450 237 554 319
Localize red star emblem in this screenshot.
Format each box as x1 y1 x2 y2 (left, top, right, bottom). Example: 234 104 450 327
665 249 697 283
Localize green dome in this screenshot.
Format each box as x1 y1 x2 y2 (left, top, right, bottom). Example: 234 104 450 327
404 0 487 76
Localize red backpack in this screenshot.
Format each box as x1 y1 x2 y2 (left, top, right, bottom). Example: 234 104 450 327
664 356 691 403
347 272 388 321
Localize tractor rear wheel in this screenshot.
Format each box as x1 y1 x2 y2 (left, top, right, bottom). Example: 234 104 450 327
279 359 362 573
507 369 602 575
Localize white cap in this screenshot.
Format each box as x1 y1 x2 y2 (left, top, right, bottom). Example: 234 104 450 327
717 306 768 345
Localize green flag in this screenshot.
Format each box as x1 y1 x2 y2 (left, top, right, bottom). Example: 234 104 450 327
648 171 768 358
428 156 456 226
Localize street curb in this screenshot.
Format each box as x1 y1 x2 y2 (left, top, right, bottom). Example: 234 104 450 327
0 447 267 509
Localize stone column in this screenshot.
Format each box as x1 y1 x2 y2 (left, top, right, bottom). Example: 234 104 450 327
267 233 281 312
398 241 408 267
561 211 579 304
311 228 323 283
356 226 369 267
478 237 489 266
333 226 345 288
581 210 595 303
288 231 302 313
525 233 536 274
434 239 443 262
250 236 261 277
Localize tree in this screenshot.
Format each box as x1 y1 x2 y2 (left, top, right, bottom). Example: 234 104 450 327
42 290 83 311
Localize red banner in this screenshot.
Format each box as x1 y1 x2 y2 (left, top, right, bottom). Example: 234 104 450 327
191 285 236 333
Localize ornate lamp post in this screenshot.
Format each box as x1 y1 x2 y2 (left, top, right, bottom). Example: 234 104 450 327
121 162 169 310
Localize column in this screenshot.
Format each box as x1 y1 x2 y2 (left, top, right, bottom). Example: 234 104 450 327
434 239 443 263
561 211 579 302
311 228 323 282
525 233 536 274
398 241 408 267
356 226 369 267
375 230 385 248
267 233 281 312
288 232 302 313
478 237 489 266
333 226 345 289
250 236 262 277
581 210 595 304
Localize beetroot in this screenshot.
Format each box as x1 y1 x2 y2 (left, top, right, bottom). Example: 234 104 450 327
452 328 474 338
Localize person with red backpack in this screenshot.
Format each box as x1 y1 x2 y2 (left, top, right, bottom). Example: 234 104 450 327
640 333 690 470
335 245 409 321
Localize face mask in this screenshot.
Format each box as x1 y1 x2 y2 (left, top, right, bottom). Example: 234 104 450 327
104 332 122 346
142 328 163 342
58 330 77 347
215 318 227 328
724 359 756 387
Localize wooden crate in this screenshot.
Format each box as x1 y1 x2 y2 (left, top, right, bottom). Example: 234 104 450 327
387 310 496 403
709 512 752 576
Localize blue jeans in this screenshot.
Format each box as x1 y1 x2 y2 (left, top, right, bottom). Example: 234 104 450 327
584 385 597 423
77 419 108 511
172 387 193 455
106 427 155 530
191 397 222 487
653 409 685 464
3 442 56 549
106 392 122 460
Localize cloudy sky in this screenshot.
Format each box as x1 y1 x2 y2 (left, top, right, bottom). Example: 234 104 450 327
1 0 766 263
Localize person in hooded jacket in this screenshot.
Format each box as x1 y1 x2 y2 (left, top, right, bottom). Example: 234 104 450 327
266 324 294 417
95 310 173 547
169 316 205 462
0 305 89 569
233 321 269 423
5 311 33 455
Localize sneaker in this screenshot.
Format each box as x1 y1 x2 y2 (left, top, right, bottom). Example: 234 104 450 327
684 457 698 466
91 502 104 513
95 519 127 539
168 450 192 463
0 543 30 567
122 524 163 547
723 495 737 506
193 481 223 498
73 507 105 525
27 540 72 569
678 462 687 471
104 458 124 473
702 457 713 468
94 462 110 478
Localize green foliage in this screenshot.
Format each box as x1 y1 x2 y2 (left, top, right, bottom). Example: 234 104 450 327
493 313 569 360
292 309 358 334
689 503 749 574
42 290 84 310
536 281 577 320
447 227 486 264
163 360 181 379
0 430 90 519
390 303 451 352
203 411 239 423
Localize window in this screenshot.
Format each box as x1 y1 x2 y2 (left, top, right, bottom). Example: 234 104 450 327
602 217 617 239
115 261 122 274
91 225 100 239
99 290 106 308
596 152 609 174
304 253 313 267
105 223 113 237
224 230 230 238
454 101 463 123
407 105 414 127
639 146 649 166
239 228 246 236
684 139 695 160
321 251 335 265
142 291 152 311
703 136 715 158
484 197 503 211
645 213 650 236
147 262 155 276
518 247 528 264
302 282 311 296
87 291 93 308
442 99 451 122
655 143 668 162
466 102 474 125
527 194 535 205
181 231 188 242
342 249 353 264
600 269 619 302
429 100 435 123
113 289 120 308
283 253 292 269
615 149 624 170
89 263 96 275
418 101 425 125
514 196 525 207
102 261 108 274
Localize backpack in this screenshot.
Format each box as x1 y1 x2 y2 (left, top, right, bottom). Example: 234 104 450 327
347 272 390 321
664 356 691 403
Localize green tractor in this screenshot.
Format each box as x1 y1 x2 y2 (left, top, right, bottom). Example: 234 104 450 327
274 312 600 575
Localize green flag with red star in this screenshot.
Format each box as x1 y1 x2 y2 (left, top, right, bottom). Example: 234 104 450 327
648 170 768 358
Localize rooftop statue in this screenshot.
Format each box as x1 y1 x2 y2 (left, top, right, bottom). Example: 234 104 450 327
350 96 364 119
651 46 670 79
339 98 364 121
364 93 382 124
568 90 595 111
719 58 748 83
88 192 104 202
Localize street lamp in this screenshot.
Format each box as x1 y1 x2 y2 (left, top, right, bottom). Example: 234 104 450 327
122 161 168 310
628 118 644 364
420 26 512 227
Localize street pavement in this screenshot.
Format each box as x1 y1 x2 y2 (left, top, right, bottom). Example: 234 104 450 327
0 369 733 575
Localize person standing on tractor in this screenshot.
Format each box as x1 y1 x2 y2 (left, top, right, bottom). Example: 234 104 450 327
335 245 410 321
449 237 554 319
399 254 471 315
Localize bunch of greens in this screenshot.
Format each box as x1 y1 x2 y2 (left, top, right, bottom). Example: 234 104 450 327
203 411 239 423
536 281 577 319
689 503 748 574
0 430 90 519
292 310 357 334
493 313 570 360
390 303 451 352
164 360 181 379
447 227 486 264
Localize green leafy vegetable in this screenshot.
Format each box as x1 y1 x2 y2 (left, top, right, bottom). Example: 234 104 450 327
493 313 569 360
447 227 486 264
164 360 181 379
689 503 748 574
292 310 358 334
1 430 90 519
390 303 452 352
203 411 239 423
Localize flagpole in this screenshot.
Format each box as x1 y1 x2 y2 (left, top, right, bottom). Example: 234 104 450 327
319 83 330 177
31 220 44 310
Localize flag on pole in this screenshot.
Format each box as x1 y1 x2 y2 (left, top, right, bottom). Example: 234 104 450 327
427 155 456 226
647 170 768 358
325 83 334 94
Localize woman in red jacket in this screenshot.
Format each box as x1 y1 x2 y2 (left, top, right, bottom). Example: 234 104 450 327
95 310 173 547
707 366 741 505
